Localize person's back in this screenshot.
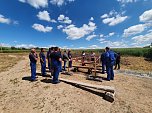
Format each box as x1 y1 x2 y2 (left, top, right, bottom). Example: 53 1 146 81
51 51 61 68
63 52 69 61
105 47 116 81
105 50 116 66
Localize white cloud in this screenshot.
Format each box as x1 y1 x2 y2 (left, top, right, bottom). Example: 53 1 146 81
117 0 137 6
90 17 94 21
109 32 115 36
18 0 48 8
50 0 75 6
32 23 53 32
139 9 152 23
102 15 128 26
99 34 104 38
101 10 128 26
37 10 56 23
101 14 109 19
86 34 97 41
101 40 127 48
123 24 147 37
132 31 152 44
57 25 64 29
0 43 11 47
0 14 11 24
58 14 72 24
15 44 37 48
62 21 97 40
0 14 19 25
89 45 100 49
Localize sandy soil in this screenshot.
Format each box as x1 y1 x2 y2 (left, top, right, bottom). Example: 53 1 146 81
0 54 152 113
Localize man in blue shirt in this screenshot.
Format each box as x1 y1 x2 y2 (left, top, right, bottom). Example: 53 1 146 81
39 48 46 76
29 49 38 81
50 47 62 84
105 47 116 81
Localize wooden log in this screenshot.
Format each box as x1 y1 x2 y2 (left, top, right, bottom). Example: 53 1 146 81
59 78 115 93
104 92 115 102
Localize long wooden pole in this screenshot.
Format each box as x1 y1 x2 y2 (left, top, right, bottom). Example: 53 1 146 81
59 78 115 93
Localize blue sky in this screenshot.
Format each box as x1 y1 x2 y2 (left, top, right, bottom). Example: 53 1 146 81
0 0 152 49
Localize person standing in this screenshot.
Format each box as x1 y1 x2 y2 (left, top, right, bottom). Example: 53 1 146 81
39 48 46 76
68 50 72 68
50 47 62 84
29 48 38 81
114 52 120 70
90 51 95 61
58 48 63 72
82 51 86 66
100 51 106 74
47 48 51 71
105 47 116 81
62 50 69 71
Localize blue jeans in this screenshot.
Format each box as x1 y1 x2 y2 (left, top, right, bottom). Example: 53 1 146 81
52 66 60 83
30 62 36 80
63 61 67 70
106 65 114 80
41 62 46 75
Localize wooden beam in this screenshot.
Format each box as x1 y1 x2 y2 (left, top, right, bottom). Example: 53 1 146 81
59 78 115 93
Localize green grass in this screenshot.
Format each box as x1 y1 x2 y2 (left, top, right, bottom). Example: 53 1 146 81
0 47 152 59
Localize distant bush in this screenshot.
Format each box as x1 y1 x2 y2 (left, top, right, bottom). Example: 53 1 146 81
143 48 152 60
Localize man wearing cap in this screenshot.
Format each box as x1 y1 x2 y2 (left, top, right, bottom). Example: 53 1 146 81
105 47 116 81
29 48 38 81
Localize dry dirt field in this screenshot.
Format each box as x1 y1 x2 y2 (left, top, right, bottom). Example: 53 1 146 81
0 53 152 113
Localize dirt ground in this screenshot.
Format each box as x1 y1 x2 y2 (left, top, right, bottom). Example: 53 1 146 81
0 53 152 113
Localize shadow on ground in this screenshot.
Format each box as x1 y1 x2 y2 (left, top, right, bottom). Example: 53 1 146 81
22 76 31 81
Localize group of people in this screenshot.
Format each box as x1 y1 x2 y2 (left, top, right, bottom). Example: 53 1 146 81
29 46 120 83
29 47 72 84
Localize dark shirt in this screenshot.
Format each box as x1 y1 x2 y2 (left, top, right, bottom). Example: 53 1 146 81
29 53 37 63
68 52 72 59
63 53 69 61
101 52 106 61
116 54 120 61
47 51 51 59
39 52 46 63
50 51 62 67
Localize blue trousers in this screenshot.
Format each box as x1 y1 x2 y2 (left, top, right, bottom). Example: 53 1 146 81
41 62 46 75
63 61 67 70
52 67 60 83
106 65 114 80
30 62 36 80
102 61 106 73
